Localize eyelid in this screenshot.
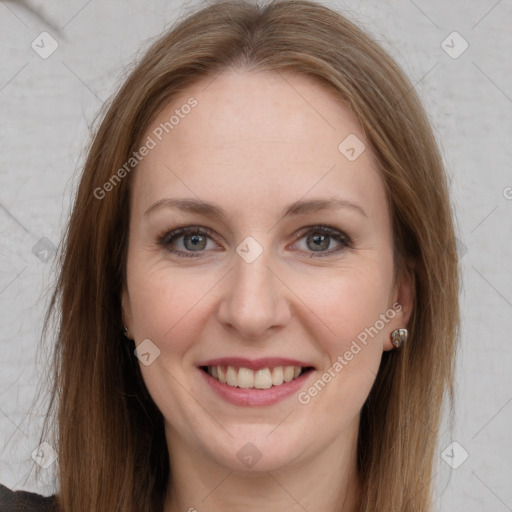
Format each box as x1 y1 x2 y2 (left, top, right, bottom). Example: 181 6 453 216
158 225 217 245
293 224 351 242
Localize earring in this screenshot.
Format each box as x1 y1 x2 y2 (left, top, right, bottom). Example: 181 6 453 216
123 324 130 339
391 328 407 348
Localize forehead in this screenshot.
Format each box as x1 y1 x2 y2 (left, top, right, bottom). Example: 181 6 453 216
131 69 387 222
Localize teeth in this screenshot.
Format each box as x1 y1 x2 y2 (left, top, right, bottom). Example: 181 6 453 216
226 366 238 386
206 365 307 389
283 366 295 383
271 366 283 386
254 368 272 389
237 367 254 389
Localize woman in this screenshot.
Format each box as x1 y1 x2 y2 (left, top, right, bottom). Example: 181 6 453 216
1 0 459 510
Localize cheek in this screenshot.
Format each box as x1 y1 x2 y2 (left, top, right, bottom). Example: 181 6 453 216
126 257 209 421
301 262 393 346
127 244 394 358
126 251 206 352
295 263 393 404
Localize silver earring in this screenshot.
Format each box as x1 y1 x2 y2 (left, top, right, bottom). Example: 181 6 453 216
391 328 407 348
123 324 130 338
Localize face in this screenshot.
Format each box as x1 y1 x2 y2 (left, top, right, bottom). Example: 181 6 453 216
121 69 413 473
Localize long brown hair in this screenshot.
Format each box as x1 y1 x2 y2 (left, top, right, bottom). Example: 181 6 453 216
36 1 459 510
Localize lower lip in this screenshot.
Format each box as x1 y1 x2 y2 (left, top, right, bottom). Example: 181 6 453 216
199 368 314 407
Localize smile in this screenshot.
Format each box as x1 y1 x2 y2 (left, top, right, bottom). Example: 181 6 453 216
197 357 316 407
200 365 313 389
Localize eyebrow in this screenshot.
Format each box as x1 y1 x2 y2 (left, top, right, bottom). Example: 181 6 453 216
144 196 367 221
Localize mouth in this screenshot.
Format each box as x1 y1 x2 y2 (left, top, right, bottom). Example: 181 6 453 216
199 364 315 389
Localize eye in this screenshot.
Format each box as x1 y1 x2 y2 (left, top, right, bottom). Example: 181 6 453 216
158 226 218 258
157 224 351 258
291 225 351 257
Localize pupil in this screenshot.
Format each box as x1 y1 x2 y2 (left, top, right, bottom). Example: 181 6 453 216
309 233 329 251
185 234 206 250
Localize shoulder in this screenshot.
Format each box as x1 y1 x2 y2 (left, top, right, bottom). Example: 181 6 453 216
0 483 58 512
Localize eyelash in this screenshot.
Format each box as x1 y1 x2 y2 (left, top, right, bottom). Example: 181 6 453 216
157 224 352 259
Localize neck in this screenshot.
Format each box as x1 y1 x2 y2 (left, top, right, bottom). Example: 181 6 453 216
163 422 361 512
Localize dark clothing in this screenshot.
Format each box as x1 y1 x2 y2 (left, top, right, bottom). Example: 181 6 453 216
0 484 58 512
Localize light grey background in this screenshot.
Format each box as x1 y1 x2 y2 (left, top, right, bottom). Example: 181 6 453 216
1 0 511 509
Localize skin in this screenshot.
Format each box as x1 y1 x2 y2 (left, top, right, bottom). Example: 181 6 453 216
121 69 413 512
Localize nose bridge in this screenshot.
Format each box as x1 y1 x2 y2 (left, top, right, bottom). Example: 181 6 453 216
217 236 289 337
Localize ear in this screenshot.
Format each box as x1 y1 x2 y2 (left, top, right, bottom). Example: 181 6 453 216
383 263 415 351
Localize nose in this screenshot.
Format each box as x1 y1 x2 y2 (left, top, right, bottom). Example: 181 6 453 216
216 243 292 340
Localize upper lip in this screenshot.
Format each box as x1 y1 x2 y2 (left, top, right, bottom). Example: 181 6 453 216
197 357 315 371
